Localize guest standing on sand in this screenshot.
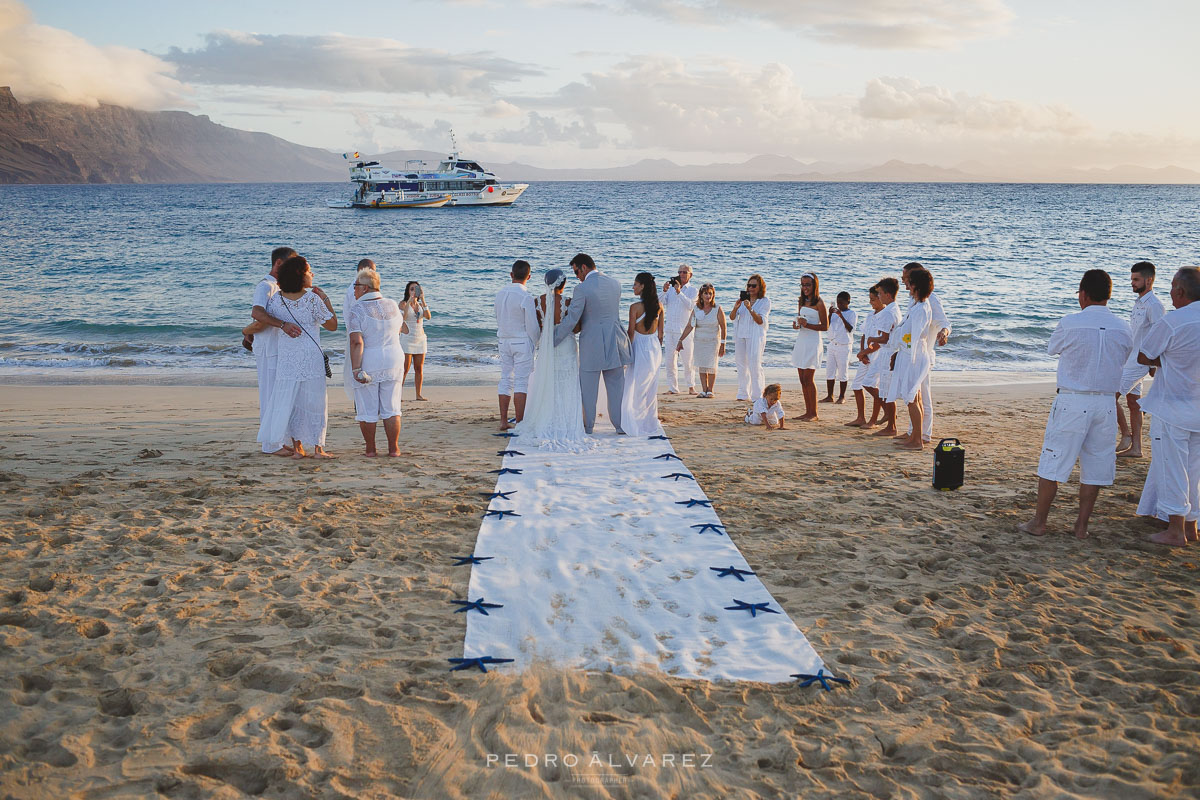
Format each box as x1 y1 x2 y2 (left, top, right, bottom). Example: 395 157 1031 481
1135 267 1200 547
867 278 902 437
675 282 725 398
660 263 699 394
399 281 431 401
892 268 936 451
258 256 339 459
790 272 827 421
622 272 665 436
823 291 856 405
1116 261 1166 459
847 285 884 428
244 246 300 455
348 269 406 457
900 262 951 442
342 258 377 403
731 274 770 402
494 260 541 430
1019 270 1132 539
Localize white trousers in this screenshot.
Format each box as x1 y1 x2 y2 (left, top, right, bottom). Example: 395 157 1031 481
498 338 534 396
255 352 282 452
664 326 695 391
825 341 851 382
1150 419 1200 521
735 337 766 401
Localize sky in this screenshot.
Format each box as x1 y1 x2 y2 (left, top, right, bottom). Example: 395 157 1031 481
2 0 1198 173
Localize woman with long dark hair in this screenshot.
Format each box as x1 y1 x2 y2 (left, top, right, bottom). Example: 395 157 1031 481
790 272 829 420
730 274 770 401
399 280 431 400
622 272 665 436
893 267 935 450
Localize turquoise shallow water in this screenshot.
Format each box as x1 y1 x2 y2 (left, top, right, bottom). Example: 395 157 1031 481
0 181 1196 383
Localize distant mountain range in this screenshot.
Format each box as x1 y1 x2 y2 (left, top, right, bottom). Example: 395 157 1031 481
2 87 1197 185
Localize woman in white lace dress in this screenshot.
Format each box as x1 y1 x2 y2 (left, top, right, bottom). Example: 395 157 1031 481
347 269 408 457
399 281 432 401
258 256 338 458
518 269 591 451
622 272 665 437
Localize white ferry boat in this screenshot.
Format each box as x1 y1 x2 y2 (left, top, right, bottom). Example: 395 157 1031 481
327 136 529 209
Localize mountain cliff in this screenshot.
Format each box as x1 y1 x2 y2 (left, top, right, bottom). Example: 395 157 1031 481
0 87 344 184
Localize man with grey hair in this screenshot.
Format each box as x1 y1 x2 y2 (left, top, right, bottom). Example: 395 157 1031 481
661 263 699 394
1136 266 1200 547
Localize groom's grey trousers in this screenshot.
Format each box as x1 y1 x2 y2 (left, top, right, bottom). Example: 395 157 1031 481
581 367 624 434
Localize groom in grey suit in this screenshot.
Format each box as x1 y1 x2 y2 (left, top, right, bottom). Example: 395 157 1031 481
555 253 632 434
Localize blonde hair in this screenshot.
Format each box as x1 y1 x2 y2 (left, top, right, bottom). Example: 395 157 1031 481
357 269 380 291
764 383 781 399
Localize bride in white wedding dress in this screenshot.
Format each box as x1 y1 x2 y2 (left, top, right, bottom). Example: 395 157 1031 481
518 269 594 451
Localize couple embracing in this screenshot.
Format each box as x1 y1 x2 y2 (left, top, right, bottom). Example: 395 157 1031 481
521 253 658 450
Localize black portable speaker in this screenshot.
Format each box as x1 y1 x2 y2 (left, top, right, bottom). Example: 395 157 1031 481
933 438 964 490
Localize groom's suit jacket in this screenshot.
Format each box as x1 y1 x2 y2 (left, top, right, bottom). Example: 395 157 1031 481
554 270 631 371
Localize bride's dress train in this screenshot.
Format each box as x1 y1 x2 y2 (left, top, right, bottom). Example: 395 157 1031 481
518 293 594 452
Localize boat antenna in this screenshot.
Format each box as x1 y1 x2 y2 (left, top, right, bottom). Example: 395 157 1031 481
449 128 458 158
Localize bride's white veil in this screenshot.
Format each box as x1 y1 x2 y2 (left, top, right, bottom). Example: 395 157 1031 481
517 270 563 438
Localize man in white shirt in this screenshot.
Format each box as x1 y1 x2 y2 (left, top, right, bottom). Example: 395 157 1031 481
901 262 951 442
342 258 377 404
661 263 700 394
867 278 902 437
1136 267 1200 547
247 246 302 454
1019 270 1133 540
494 259 541 430
822 291 857 404
1116 261 1167 458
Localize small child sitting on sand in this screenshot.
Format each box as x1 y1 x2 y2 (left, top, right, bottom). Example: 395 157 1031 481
745 384 786 429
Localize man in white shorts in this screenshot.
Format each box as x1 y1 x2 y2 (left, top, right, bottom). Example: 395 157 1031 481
1019 269 1133 540
1116 261 1166 458
866 278 901 437
846 284 882 428
494 259 540 430
822 291 857 404
1136 267 1200 547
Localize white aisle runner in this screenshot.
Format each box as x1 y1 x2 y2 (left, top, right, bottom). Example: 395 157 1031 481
459 432 825 683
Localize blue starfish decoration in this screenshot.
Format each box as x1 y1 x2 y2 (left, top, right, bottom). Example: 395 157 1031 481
675 498 712 508
691 523 726 535
492 432 518 438
724 599 779 618
448 656 515 673
648 434 670 441
483 509 521 519
481 490 516 500
790 669 851 691
450 598 504 615
489 468 523 475
660 473 695 481
653 453 683 461
710 565 755 581
496 450 525 456
451 555 494 566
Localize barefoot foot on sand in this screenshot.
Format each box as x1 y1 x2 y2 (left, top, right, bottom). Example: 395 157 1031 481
1117 436 1132 452
1017 519 1046 537
416 395 428 401
900 440 924 450
1148 529 1188 547
820 397 833 403
365 450 377 457
873 427 896 437
270 447 292 457
834 398 846 404
1073 527 1091 540
314 451 338 459
1117 449 1143 459
388 450 402 457
845 419 865 427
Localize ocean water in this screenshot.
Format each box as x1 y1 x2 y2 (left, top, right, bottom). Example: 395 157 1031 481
1 181 1196 385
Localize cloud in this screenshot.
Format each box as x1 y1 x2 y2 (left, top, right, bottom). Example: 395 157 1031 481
858 76 1089 134
165 31 541 96
0 0 185 108
490 111 608 147
566 0 1014 49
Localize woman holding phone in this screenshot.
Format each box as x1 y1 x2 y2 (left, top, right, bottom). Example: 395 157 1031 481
729 274 770 401
399 280 432 400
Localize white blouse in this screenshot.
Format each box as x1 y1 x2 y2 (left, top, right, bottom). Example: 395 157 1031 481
348 293 406 382
733 297 771 342
267 291 333 382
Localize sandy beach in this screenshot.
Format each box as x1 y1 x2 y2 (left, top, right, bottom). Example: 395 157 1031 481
2 378 1198 798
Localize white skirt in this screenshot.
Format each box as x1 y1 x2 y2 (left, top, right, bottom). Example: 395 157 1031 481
790 329 822 370
258 377 327 448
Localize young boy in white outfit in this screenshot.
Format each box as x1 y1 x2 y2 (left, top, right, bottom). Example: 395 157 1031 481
822 291 857 404
745 383 786 429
